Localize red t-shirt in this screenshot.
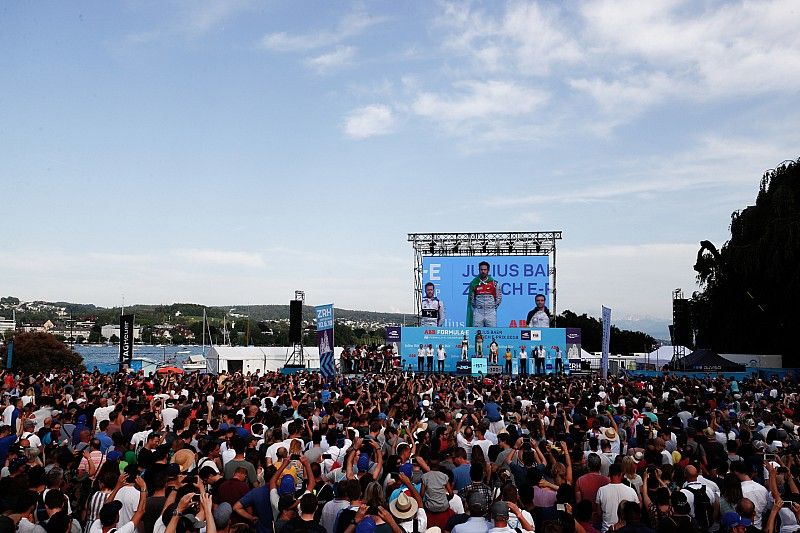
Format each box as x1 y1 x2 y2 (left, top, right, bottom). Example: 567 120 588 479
576 472 610 504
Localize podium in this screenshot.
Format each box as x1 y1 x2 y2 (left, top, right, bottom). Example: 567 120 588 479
456 360 472 375
487 364 502 375
471 358 487 376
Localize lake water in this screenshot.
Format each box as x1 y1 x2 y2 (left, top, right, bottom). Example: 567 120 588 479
74 344 208 373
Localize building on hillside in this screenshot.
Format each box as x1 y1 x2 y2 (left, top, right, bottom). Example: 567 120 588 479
0 317 14 335
101 324 143 340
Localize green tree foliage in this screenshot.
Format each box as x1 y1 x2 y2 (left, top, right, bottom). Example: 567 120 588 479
692 158 800 356
557 310 656 354
0 332 85 372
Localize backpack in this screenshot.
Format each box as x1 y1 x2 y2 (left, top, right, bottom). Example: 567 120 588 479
685 484 713 530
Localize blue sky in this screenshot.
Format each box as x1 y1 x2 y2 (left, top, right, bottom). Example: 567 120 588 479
3 1 799 321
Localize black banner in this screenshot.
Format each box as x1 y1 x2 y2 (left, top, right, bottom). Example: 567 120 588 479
119 314 134 370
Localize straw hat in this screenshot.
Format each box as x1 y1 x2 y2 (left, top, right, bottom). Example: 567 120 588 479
604 428 617 440
171 448 197 473
390 492 419 520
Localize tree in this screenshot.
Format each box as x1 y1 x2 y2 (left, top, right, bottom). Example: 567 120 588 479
88 324 103 344
557 309 655 355
109 334 119 344
692 158 800 356
0 332 84 372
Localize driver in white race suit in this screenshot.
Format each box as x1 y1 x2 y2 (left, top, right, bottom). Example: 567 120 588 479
421 282 445 327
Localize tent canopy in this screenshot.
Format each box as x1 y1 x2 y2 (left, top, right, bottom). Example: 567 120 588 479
672 348 745 372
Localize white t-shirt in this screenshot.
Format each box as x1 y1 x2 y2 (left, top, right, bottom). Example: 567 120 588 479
221 448 236 465
742 479 774 526
114 485 141 525
88 519 136 533
438 349 446 361
161 407 179 430
596 482 639 532
507 509 534 531
94 405 116 429
21 432 42 450
399 509 427 533
456 433 476 461
2 405 14 426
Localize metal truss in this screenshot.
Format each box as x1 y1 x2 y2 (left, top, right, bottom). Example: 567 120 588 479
408 232 563 326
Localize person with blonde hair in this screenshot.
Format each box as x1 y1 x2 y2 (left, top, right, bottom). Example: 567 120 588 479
621 456 643 495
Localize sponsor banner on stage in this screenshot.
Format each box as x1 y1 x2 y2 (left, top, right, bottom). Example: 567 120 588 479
315 304 335 378
422 255 549 328
397 327 570 375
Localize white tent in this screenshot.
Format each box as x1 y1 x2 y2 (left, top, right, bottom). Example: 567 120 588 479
206 346 344 374
635 346 690 368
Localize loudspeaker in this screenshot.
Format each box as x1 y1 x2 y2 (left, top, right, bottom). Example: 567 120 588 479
289 300 303 343
672 298 692 347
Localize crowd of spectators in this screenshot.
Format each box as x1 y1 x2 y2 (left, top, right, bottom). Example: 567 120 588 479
0 367 799 533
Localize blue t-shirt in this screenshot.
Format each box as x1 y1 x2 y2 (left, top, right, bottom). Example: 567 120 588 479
239 485 274 533
0 434 17 467
484 402 502 422
453 463 472 490
97 433 113 453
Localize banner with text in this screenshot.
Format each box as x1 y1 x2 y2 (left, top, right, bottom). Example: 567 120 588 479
422 255 549 328
601 306 611 379
315 304 335 378
396 326 571 375
119 314 135 370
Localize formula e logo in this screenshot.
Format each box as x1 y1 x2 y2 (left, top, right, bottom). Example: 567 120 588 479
520 330 542 341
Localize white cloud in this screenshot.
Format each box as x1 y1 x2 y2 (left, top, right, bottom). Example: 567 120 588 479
438 1 582 75
412 80 548 137
344 105 395 138
119 0 255 45
184 0 255 34
573 0 800 115
259 9 386 52
304 46 356 74
417 0 800 138
174 249 266 268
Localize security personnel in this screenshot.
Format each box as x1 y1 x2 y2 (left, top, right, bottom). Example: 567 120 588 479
421 282 445 326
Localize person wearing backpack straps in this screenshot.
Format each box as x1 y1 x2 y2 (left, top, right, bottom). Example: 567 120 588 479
87 476 147 533
680 464 719 531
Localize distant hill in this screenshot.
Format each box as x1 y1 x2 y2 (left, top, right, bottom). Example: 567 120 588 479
1 297 410 327
213 305 410 325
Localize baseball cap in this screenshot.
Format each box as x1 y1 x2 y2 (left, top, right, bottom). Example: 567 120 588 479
279 474 296 496
492 501 509 519
468 492 489 515
106 450 123 462
722 512 753 528
213 502 233 529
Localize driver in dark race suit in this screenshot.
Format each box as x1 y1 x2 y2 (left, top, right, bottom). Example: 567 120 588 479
421 282 445 327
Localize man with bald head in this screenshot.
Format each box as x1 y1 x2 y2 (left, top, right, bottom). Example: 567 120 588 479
733 461 773 528
681 464 720 530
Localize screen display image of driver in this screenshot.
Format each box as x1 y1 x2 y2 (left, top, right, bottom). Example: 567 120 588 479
422 255 549 327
